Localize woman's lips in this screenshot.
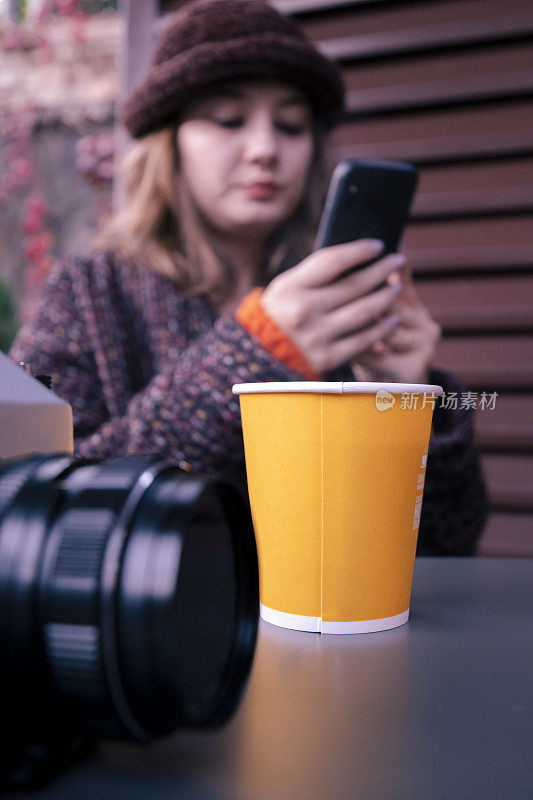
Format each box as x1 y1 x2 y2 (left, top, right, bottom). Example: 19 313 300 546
244 182 278 200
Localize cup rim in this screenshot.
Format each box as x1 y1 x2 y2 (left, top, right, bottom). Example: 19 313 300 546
232 381 444 395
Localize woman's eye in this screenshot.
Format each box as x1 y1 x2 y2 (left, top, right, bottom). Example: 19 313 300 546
276 121 306 136
213 117 243 128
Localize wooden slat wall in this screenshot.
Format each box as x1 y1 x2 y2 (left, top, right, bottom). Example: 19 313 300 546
130 0 533 556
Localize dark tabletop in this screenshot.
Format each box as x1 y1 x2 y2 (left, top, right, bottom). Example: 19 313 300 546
7 557 533 800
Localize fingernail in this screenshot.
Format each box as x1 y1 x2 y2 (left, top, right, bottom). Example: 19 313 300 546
391 254 406 268
391 280 402 295
389 313 400 326
369 239 385 253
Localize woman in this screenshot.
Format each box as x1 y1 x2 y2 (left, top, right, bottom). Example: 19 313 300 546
10 0 487 554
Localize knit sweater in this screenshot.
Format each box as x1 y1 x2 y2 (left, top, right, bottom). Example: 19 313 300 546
10 252 488 555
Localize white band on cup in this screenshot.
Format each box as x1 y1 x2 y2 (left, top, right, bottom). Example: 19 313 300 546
233 381 443 396
260 603 410 634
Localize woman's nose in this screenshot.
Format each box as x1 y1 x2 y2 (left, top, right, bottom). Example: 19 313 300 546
243 117 278 166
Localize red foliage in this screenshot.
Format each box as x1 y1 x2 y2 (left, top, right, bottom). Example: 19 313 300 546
0 0 96 300
75 132 115 187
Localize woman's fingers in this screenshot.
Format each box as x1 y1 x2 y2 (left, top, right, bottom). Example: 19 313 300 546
339 252 406 298
261 242 428 376
298 239 385 288
396 274 421 308
328 314 401 371
325 282 401 340
316 252 405 312
383 328 419 353
381 303 442 352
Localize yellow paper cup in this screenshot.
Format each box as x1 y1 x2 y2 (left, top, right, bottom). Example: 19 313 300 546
232 381 443 634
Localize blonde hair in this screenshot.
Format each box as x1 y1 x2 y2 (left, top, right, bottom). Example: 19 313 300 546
95 124 330 304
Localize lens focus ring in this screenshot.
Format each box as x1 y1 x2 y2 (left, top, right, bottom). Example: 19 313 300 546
39 459 167 740
42 507 112 699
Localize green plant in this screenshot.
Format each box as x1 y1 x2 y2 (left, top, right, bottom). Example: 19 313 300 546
0 279 19 353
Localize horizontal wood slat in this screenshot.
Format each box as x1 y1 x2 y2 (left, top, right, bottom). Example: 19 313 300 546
477 512 533 557
482 453 533 510
164 0 399 19
163 0 389 18
317 18 533 63
433 307 533 333
293 0 529 24
474 393 533 451
272 0 383 13
403 215 533 272
318 14 533 62
413 159 533 217
417 275 533 307
435 336 533 388
478 428 533 452
416 275 533 332
343 43 533 114
164 0 373 12
331 100 533 163
303 4 533 61
433 307 533 332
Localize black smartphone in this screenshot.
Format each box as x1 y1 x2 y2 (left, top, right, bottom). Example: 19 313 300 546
313 158 418 255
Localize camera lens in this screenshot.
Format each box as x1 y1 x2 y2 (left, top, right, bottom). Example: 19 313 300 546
0 455 258 755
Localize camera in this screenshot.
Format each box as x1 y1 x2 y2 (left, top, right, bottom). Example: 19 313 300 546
0 454 258 788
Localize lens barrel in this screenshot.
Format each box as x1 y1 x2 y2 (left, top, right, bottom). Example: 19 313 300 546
0 455 258 762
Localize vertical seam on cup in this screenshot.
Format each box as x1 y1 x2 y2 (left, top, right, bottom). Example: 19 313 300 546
320 393 325 633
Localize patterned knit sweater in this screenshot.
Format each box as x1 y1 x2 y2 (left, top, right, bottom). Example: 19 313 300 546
10 252 488 555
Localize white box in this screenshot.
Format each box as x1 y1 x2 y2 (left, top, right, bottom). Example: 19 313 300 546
0 352 73 458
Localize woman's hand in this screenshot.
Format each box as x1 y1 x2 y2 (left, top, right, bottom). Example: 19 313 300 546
351 273 441 384
261 239 406 376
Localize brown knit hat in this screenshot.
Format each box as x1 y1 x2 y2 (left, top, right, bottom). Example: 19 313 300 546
122 0 345 138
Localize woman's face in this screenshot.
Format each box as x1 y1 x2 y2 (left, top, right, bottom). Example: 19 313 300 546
176 80 315 240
